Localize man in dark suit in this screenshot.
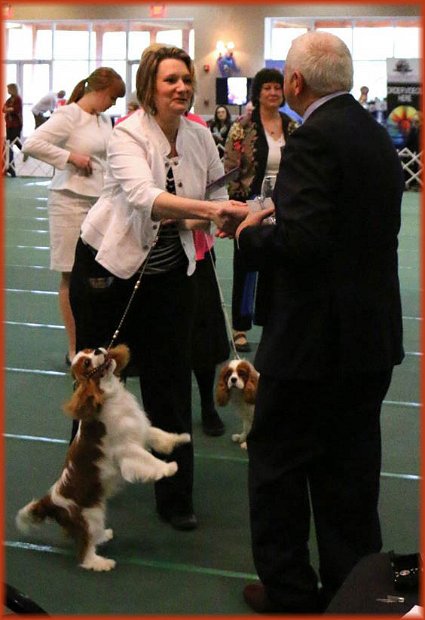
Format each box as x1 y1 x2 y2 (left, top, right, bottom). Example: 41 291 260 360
235 31 404 614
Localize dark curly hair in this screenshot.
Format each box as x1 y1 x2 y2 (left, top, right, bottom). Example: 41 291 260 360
250 68 284 107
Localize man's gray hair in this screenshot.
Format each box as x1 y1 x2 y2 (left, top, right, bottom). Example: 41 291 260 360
286 31 353 95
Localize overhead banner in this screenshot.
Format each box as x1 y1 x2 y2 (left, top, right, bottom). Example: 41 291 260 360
386 58 421 147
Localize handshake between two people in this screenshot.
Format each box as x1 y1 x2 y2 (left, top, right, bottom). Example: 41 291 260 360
214 199 275 240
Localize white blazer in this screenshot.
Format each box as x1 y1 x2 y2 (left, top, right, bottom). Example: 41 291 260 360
81 109 228 279
22 103 113 197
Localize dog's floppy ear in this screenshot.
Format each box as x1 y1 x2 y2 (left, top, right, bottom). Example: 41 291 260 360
63 378 105 420
109 344 131 376
216 365 231 406
241 362 258 405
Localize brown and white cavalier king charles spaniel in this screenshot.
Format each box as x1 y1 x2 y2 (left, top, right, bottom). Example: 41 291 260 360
16 344 190 572
216 359 259 449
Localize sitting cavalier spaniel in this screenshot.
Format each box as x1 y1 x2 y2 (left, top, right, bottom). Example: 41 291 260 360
216 359 259 449
16 345 190 572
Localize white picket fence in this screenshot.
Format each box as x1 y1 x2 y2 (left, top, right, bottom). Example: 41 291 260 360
397 147 423 189
3 137 53 177
3 137 423 190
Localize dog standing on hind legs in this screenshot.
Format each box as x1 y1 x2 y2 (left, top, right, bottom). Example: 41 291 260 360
16 344 191 571
216 359 259 449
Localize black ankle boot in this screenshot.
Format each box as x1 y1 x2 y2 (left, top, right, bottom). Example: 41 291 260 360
201 408 225 436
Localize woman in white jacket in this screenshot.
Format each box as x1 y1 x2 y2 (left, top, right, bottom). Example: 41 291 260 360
69 45 247 531
22 67 125 363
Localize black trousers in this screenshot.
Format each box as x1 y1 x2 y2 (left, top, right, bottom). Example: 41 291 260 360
33 113 48 128
247 369 393 609
69 238 196 517
191 249 230 372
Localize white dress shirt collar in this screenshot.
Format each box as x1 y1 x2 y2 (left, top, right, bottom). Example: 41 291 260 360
303 91 348 122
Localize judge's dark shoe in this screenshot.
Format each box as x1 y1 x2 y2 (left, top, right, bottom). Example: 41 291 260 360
201 409 225 436
159 511 198 531
243 583 322 614
169 513 198 530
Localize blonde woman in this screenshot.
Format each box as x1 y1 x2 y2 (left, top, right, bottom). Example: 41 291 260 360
69 45 247 530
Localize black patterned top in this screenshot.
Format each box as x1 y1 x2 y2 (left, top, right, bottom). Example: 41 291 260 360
142 158 187 275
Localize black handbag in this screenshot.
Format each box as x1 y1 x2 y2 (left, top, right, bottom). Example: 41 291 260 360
389 551 422 591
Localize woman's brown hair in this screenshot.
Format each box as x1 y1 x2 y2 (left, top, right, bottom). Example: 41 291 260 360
7 83 19 97
67 67 125 104
136 44 196 115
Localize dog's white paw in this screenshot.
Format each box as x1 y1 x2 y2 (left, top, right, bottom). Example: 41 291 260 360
148 428 191 454
97 528 114 544
134 461 179 483
176 432 191 445
143 461 178 482
164 461 178 477
121 455 179 483
155 432 191 454
232 433 242 443
240 441 247 450
80 555 116 572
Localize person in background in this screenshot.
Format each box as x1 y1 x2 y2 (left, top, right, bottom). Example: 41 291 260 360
127 100 140 114
279 99 304 124
404 112 422 190
244 100 254 120
224 68 298 352
31 89 66 127
116 98 140 125
185 105 229 436
69 44 247 531
234 31 404 613
405 112 421 154
358 85 369 108
192 229 229 436
208 104 233 157
185 108 206 126
3 83 23 177
22 68 125 365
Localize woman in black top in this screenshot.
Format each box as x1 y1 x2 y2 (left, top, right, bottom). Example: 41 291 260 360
224 68 299 351
208 104 233 158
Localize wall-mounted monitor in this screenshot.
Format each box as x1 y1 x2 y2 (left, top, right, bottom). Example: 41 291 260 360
216 76 252 107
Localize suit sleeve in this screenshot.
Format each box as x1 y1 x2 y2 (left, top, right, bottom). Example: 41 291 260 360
239 123 339 270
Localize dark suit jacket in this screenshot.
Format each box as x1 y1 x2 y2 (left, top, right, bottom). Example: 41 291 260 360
239 94 405 380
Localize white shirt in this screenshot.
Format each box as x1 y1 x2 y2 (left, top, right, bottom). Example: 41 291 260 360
264 131 285 177
81 109 227 279
22 103 113 197
31 92 57 115
303 91 349 122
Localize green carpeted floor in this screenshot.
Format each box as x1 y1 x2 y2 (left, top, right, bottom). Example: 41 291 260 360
4 178 420 614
